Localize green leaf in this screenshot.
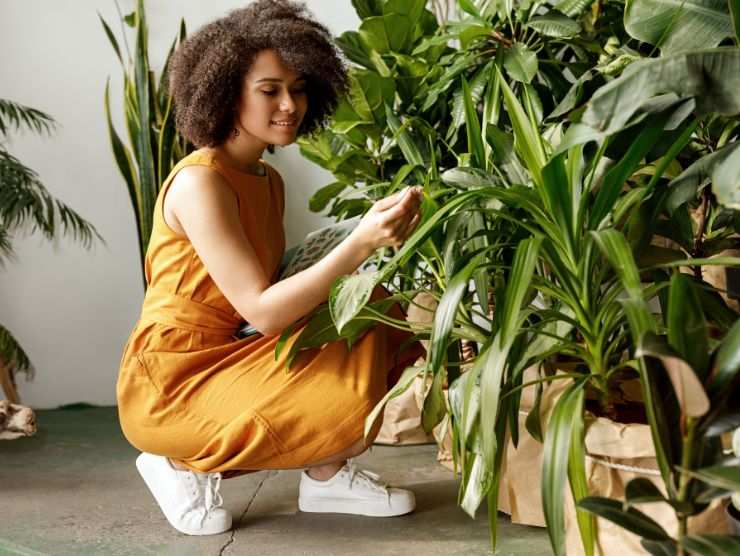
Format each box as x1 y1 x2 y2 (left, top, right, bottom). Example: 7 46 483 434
461 450 492 517
641 539 679 556
624 0 733 54
712 139 740 209
581 49 740 137
448 61 491 142
385 104 424 166
624 477 668 506
363 365 421 439
681 534 740 555
589 110 675 229
427 252 487 377
683 460 740 491
458 0 481 17
421 365 447 432
359 13 414 54
503 44 538 84
528 11 581 38
708 318 740 396
98 13 124 66
567 385 595 556
497 67 547 187
555 0 593 16
329 271 382 333
666 140 740 213
732 0 740 43
351 0 382 19
666 273 710 376
542 379 588 556
461 76 486 169
309 182 348 212
577 497 671 541
336 31 373 68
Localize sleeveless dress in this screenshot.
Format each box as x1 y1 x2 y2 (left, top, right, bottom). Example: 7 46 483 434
116 149 425 474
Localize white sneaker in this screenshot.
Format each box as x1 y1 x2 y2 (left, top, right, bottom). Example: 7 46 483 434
135 452 232 535
298 458 415 517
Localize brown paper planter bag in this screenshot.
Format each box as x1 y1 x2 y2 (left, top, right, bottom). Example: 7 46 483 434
374 368 436 445
564 416 729 555
374 292 438 446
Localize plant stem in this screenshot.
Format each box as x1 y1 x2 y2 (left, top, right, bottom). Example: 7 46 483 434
676 418 696 556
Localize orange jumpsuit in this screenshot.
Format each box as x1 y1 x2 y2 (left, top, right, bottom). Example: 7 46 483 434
116 150 425 473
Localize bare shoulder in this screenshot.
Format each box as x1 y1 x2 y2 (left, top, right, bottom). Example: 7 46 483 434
170 164 234 200
165 165 238 235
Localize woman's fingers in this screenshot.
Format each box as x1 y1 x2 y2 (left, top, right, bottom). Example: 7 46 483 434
392 210 421 248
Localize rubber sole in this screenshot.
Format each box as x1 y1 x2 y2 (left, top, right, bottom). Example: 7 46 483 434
297 495 415 517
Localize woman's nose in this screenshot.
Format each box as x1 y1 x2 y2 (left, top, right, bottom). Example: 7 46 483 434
279 92 296 113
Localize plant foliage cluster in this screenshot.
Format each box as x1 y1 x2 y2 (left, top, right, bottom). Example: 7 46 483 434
289 1 740 554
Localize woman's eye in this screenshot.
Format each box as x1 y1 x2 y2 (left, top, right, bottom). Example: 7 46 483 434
261 90 277 96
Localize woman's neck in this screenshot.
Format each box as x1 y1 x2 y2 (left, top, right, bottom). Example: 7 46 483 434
208 134 267 175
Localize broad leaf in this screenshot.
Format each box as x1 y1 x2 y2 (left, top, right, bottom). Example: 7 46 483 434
581 49 740 137
503 44 538 83
712 139 740 209
528 11 581 38
578 496 671 541
329 271 382 333
666 273 709 376
624 0 733 54
708 318 740 395
681 534 740 555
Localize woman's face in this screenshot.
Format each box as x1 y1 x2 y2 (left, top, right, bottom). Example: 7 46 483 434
235 49 308 147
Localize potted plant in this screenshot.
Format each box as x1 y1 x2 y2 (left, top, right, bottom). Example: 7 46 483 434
0 99 101 409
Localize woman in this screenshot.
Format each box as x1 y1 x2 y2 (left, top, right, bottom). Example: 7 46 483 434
117 0 426 536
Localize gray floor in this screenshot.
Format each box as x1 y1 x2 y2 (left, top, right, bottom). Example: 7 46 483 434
0 406 551 555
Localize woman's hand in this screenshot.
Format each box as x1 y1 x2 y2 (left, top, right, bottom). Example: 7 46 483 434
351 186 423 253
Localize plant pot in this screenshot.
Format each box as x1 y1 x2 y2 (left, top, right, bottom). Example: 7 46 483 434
727 503 740 536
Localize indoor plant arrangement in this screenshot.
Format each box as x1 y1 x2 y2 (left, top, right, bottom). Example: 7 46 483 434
287 0 740 554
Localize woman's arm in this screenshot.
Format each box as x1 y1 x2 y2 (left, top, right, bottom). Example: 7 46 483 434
168 165 420 336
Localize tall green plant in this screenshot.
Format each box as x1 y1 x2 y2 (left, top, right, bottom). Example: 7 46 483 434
100 0 189 289
0 99 101 402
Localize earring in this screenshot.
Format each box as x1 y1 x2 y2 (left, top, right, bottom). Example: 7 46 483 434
233 127 240 137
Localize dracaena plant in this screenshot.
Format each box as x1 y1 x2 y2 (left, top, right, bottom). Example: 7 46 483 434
100 0 189 289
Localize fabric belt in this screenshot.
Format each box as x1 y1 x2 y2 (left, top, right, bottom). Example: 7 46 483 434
140 286 241 336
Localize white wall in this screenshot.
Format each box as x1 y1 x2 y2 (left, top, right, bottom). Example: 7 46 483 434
0 0 360 409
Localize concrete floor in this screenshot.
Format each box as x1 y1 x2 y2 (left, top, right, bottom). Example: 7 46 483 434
0 406 551 555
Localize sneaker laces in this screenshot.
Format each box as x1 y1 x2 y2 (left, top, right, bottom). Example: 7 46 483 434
345 458 389 498
181 471 224 527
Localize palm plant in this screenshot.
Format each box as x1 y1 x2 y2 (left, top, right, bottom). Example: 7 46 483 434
0 99 101 403
100 0 189 289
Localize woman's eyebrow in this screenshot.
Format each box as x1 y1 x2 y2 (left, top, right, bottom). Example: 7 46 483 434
255 77 307 84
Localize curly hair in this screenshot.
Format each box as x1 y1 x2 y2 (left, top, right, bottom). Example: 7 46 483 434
168 0 348 148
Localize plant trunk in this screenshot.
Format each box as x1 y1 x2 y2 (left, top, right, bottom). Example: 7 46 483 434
0 359 20 404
